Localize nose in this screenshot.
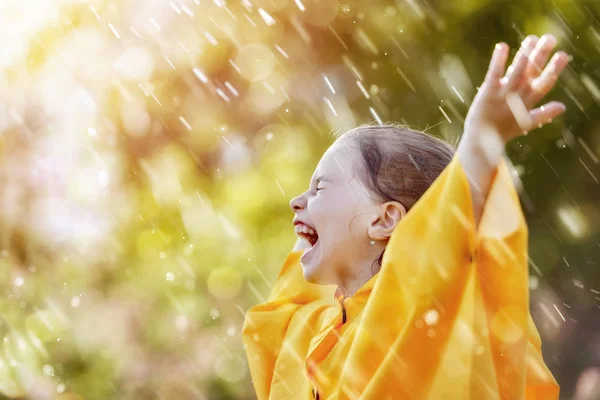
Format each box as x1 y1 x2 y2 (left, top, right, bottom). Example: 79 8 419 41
289 192 306 213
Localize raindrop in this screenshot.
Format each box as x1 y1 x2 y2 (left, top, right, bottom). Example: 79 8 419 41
108 23 121 39
529 275 539 290
71 296 81 308
424 309 439 326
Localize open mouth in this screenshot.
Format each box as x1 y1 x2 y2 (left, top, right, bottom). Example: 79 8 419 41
294 223 319 247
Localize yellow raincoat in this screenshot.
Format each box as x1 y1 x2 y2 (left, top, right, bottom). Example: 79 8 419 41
242 156 559 399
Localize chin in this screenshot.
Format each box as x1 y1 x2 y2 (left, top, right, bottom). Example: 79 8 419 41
302 255 330 285
302 269 318 284
301 260 319 283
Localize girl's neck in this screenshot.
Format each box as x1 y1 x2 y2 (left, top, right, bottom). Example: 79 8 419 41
336 266 376 298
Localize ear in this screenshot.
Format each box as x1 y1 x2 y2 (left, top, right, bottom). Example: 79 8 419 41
367 201 407 241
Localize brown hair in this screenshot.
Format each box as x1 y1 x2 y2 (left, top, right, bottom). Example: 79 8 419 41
333 123 456 272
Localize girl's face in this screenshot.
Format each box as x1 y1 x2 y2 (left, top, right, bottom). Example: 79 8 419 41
289 142 383 287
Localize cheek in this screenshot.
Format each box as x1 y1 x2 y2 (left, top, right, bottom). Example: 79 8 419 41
313 194 364 241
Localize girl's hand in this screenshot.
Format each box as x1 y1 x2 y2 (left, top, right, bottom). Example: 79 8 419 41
464 34 570 144
458 33 569 226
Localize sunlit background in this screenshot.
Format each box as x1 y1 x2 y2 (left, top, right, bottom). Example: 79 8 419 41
0 0 598 399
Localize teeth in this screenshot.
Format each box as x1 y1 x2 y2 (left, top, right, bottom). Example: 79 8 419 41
295 224 316 237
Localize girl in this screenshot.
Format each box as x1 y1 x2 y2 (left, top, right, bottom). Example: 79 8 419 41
243 34 569 399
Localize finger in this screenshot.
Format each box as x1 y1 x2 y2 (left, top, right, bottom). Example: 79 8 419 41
506 92 534 131
505 35 538 90
525 34 557 78
505 35 538 80
484 42 509 85
530 51 569 99
528 101 566 131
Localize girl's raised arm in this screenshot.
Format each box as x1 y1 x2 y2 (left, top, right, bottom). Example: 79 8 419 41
457 34 569 226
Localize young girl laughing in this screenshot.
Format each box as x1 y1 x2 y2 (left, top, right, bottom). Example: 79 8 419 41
243 33 569 400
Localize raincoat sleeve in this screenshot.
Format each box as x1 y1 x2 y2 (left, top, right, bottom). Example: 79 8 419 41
242 251 335 400
337 155 559 399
